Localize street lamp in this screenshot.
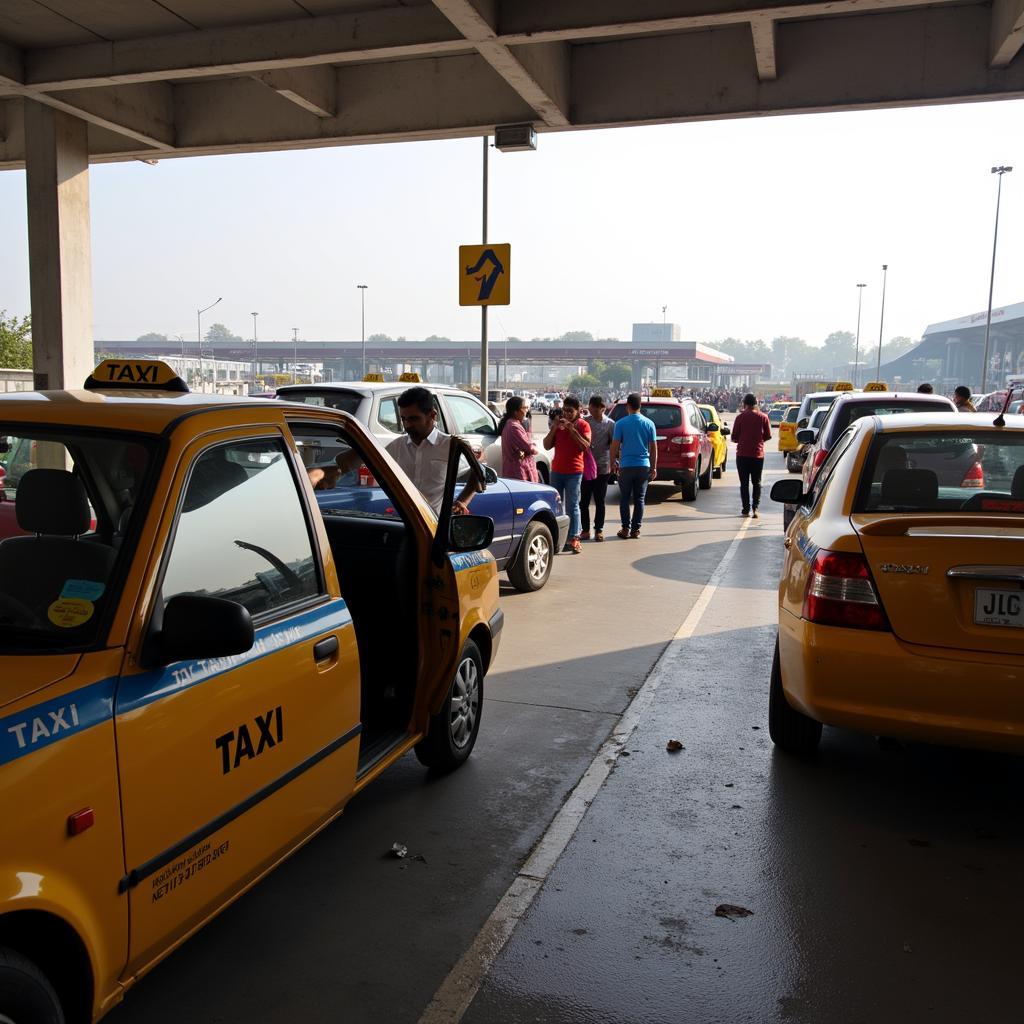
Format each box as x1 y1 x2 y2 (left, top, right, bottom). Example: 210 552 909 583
196 297 221 393
357 285 368 375
875 264 888 382
292 327 299 384
982 166 1013 393
854 283 866 388
251 312 259 391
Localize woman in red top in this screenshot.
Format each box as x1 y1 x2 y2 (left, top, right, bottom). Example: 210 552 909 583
543 395 591 553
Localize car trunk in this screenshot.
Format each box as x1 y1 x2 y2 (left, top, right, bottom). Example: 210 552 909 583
852 514 1024 656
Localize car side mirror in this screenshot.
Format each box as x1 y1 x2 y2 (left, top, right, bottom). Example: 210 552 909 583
705 422 720 433
796 428 817 444
770 479 805 505
449 514 494 552
797 418 809 429
721 425 730 437
156 594 254 665
482 465 498 485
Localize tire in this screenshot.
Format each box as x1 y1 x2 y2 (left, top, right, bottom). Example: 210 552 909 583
768 637 822 754
414 640 484 772
712 458 723 480
699 458 713 490
0 948 64 1024
680 472 698 502
507 520 553 592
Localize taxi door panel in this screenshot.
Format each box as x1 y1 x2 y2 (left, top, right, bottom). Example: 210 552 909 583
115 432 360 974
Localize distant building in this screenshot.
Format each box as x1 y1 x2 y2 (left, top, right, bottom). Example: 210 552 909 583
632 323 682 343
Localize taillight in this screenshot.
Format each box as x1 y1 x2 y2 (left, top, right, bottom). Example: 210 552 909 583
357 465 377 487
803 549 888 631
812 448 829 471
960 461 985 488
670 434 697 447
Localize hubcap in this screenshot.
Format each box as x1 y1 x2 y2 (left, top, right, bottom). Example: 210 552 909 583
527 533 550 580
449 656 480 750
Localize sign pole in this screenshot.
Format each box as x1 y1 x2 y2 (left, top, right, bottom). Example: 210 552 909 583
481 135 489 401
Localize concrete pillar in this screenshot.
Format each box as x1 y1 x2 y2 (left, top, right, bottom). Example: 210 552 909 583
24 102 93 391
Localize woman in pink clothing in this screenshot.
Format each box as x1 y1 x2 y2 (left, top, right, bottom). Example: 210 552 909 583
498 396 539 482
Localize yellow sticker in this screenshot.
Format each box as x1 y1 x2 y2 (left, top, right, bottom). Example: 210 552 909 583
48 598 94 628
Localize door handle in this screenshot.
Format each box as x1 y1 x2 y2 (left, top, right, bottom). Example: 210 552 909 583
313 635 339 661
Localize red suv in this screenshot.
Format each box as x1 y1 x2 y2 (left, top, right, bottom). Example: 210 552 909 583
609 396 715 501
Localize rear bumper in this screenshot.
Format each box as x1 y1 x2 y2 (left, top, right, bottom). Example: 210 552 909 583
779 609 1024 752
656 466 696 484
555 514 570 549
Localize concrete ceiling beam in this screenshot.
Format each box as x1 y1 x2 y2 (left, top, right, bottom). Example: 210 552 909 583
432 0 569 126
990 0 1024 66
750 18 778 81
255 66 337 118
40 83 175 151
23 6 468 90
0 38 22 88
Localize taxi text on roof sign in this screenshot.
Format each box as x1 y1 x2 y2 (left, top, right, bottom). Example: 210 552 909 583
829 381 855 391
650 388 673 397
864 381 889 392
362 373 385 382
459 243 511 306
398 372 421 383
85 359 188 392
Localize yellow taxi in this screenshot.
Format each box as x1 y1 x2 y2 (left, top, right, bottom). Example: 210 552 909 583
697 404 730 478
768 410 1024 755
0 360 502 1024
777 403 801 461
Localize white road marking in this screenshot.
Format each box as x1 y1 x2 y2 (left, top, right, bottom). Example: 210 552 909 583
418 517 754 1024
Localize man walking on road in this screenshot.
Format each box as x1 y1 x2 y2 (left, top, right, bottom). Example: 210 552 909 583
730 393 772 519
610 392 657 539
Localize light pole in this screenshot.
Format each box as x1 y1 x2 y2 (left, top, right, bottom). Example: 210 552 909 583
982 165 1013 393
480 135 489 399
250 312 259 390
662 305 667 324
854 283 866 388
292 327 299 383
196 297 221 393
875 264 888 382
358 285 368 375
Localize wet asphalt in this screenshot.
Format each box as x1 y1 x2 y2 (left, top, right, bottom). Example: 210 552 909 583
106 434 1024 1024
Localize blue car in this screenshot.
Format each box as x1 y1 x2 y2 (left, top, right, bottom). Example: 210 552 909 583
316 463 569 592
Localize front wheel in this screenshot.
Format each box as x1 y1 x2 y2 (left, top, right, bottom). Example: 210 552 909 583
415 640 484 772
507 521 553 592
0 947 65 1024
768 637 821 754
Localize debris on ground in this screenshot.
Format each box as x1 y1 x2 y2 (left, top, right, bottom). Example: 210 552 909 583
666 739 684 752
389 843 408 859
714 904 754 920
621 750 631 757
724 783 734 788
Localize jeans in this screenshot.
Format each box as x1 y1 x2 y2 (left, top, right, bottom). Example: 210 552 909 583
551 470 583 540
618 466 650 531
736 455 765 511
580 472 611 532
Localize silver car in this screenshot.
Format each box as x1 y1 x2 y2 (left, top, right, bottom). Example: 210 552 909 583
275 381 552 483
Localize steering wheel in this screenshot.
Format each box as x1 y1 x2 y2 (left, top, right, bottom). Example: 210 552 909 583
0 593 39 627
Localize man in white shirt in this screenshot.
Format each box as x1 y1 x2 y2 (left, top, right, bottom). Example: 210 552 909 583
336 387 479 516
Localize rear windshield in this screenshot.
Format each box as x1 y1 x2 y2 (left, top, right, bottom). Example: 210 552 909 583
855 432 1024 514
279 389 363 415
832 400 949 434
785 406 800 423
610 404 682 429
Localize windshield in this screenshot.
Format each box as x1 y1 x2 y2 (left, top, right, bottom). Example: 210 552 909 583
833 400 950 434
855 431 1024 513
0 428 155 652
279 389 363 415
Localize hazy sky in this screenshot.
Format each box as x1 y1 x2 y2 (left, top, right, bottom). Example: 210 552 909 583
1 97 1022 348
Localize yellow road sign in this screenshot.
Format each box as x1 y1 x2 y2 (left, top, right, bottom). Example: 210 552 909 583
459 243 511 306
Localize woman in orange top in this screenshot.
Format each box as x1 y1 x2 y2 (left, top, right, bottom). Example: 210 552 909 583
543 395 591 553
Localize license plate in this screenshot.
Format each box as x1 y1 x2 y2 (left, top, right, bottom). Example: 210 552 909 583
974 588 1024 628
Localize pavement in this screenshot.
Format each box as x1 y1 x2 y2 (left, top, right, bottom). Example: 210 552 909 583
106 438 1024 1024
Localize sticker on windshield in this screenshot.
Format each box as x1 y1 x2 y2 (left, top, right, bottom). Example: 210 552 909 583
61 579 106 601
48 598 95 628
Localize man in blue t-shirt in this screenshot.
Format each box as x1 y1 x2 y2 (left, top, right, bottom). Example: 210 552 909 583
610 392 658 538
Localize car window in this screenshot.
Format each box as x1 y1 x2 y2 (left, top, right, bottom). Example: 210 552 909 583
806 427 857 509
279 388 363 414
376 397 401 433
446 394 496 435
855 431 1024 513
785 406 800 423
689 404 705 431
163 438 322 618
639 404 682 429
699 407 713 426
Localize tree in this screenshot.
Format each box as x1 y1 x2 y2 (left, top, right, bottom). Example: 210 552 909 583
423 335 451 344
560 330 594 342
367 333 393 343
136 332 168 343
0 311 32 369
567 372 601 393
205 323 242 345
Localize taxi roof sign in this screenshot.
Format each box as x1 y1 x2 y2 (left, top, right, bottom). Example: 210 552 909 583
85 359 187 392
863 381 889 392
398 372 421 382
362 373 386 382
829 381 855 391
650 388 674 397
